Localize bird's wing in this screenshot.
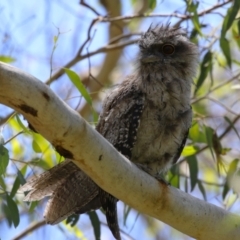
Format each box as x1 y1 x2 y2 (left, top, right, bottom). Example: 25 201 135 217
96 86 145 159
96 85 145 240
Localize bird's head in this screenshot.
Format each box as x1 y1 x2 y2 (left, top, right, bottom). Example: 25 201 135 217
138 25 198 77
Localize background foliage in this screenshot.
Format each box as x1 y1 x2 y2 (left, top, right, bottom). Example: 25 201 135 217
0 0 240 239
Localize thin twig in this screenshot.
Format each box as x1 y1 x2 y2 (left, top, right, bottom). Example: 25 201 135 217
192 72 240 104
12 220 46 240
179 173 225 187
79 0 102 16
205 96 239 116
219 115 240 140
108 32 141 44
77 19 99 56
4 131 23 145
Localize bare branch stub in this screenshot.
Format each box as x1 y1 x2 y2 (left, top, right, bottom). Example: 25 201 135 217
79 0 102 16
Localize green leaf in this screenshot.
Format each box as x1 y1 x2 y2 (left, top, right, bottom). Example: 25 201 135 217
0 55 16 63
189 122 207 143
18 165 27 185
187 155 198 191
0 132 4 145
221 148 231 155
222 159 239 199
29 201 39 212
66 214 79 227
212 131 222 155
186 0 198 12
220 38 231 68
170 173 179 188
10 176 20 198
6 194 20 227
53 35 58 44
148 0 156 10
2 203 12 226
15 114 30 133
186 1 202 35
65 68 92 105
192 14 202 35
31 158 51 170
227 159 239 178
0 145 9 175
221 0 240 37
87 211 101 240
181 145 198 157
220 0 239 67
169 165 179 188
32 139 42 153
65 68 98 121
190 28 199 44
194 51 212 94
123 205 131 225
204 125 215 161
232 22 240 48
238 19 240 34
198 180 207 200
10 165 27 197
222 181 230 200
0 176 6 191
131 0 137 6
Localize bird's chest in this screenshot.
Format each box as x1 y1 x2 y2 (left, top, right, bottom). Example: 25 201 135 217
131 82 191 174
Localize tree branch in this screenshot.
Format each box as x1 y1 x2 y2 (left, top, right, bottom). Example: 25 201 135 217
97 0 232 22
1 62 240 240
46 39 137 85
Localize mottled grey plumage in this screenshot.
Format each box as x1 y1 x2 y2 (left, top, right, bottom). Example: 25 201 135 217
20 25 198 240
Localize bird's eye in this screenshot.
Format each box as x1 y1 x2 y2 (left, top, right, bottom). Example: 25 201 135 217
162 44 175 55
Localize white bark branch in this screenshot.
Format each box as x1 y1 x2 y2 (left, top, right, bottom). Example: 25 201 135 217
0 62 240 240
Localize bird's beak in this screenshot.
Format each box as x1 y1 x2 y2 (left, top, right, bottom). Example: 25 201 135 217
141 55 159 63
